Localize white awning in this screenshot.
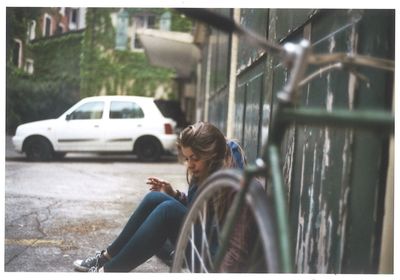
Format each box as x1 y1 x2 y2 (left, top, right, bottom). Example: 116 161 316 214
137 29 201 78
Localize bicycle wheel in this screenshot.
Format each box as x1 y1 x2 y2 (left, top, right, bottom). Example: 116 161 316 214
171 169 280 273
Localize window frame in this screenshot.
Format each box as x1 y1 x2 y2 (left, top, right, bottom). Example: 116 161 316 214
27 20 36 41
43 13 53 37
24 58 34 74
12 39 23 68
69 101 105 120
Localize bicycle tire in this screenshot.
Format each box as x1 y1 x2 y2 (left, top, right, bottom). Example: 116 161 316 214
171 169 280 273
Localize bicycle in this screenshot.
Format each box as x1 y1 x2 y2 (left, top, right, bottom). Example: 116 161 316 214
171 9 394 273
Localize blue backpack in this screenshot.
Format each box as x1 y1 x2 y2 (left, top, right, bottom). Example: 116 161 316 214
227 140 246 169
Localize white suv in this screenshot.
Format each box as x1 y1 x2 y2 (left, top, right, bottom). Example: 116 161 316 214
12 95 178 162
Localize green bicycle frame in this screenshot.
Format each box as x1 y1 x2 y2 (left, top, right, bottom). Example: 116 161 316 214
268 103 393 272
213 102 394 273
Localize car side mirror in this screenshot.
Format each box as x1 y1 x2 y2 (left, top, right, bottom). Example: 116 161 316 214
66 114 72 121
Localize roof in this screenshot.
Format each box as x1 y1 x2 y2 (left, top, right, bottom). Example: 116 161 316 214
137 29 201 78
83 95 154 101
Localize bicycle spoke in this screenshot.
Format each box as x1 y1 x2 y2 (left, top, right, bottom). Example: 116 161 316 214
172 170 280 273
190 225 195 271
199 201 214 271
211 191 222 239
188 234 210 272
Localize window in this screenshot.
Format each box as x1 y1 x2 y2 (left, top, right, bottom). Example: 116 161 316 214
71 9 78 24
27 20 36 41
147 15 155 28
43 14 52 36
12 39 22 68
56 23 65 35
69 8 79 29
24 59 34 74
134 16 145 29
109 101 144 119
69 102 104 120
132 14 156 50
132 33 143 49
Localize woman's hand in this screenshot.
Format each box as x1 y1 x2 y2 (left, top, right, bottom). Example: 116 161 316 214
146 177 176 197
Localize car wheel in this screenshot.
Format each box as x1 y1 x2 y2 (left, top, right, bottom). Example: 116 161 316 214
25 137 54 161
136 138 162 162
53 152 66 160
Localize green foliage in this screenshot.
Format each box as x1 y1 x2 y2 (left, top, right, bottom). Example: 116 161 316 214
6 17 83 134
6 67 80 134
80 8 178 98
170 10 193 32
80 8 116 96
6 7 41 65
30 32 83 82
6 7 193 134
114 51 174 97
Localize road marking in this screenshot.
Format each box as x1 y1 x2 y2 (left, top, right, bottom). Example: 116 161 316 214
5 238 64 247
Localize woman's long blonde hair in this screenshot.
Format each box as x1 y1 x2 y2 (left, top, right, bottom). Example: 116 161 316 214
177 122 240 184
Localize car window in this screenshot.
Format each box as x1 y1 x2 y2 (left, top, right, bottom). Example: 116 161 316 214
110 101 144 119
154 99 188 128
70 101 104 120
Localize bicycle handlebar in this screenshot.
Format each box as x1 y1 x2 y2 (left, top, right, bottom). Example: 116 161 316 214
177 8 394 104
177 8 395 72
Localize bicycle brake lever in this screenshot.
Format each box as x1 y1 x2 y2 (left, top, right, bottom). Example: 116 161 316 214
309 53 394 71
298 63 371 90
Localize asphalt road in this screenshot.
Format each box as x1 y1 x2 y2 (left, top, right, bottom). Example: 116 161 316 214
4 136 187 272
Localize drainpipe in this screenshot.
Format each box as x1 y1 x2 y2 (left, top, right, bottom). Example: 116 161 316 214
226 8 240 138
195 62 202 122
204 36 212 122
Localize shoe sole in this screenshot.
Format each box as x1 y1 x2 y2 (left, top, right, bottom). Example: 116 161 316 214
73 260 90 272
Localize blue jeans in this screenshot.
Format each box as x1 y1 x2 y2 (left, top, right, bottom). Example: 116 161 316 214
104 191 187 272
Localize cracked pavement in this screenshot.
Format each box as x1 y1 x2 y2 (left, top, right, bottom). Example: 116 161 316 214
5 140 187 272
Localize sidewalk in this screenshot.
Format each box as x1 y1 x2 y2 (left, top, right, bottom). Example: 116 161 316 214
5 134 178 272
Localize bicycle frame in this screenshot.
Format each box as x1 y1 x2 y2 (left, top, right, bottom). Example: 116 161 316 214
177 8 394 273
262 103 394 272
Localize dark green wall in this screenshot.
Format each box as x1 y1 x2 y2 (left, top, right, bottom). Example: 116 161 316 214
204 8 394 273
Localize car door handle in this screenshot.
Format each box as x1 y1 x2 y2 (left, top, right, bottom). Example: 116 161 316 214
94 124 100 128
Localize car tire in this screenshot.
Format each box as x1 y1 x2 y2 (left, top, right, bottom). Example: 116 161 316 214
135 137 162 162
53 152 66 160
25 137 54 162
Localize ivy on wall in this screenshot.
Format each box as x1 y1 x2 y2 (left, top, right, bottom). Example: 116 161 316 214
80 8 188 99
6 8 82 133
6 7 193 133
31 32 83 83
6 32 83 133
6 7 41 65
6 71 80 133
106 50 174 97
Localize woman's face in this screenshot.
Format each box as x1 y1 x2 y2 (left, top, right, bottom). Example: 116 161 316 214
181 146 207 183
